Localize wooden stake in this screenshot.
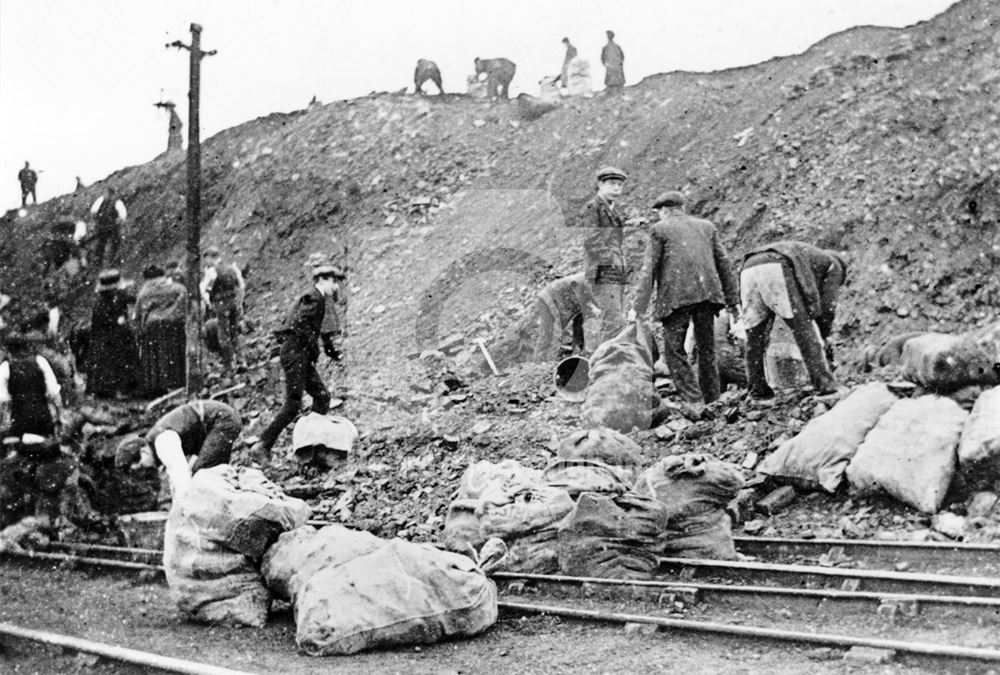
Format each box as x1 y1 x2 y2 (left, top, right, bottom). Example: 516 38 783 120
476 338 499 375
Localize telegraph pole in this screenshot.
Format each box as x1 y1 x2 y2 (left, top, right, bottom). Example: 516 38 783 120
167 24 216 395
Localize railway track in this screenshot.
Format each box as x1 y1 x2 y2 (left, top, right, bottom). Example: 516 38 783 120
5 534 1000 666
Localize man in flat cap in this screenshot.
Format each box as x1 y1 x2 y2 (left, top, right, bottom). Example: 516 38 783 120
249 261 342 463
577 166 630 348
740 240 847 402
632 191 740 406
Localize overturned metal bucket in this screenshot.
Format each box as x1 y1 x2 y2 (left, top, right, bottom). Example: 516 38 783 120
554 355 590 402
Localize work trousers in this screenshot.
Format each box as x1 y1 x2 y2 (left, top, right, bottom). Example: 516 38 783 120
212 301 242 366
661 302 720 404
257 335 330 452
742 258 836 398
21 186 36 207
92 226 122 269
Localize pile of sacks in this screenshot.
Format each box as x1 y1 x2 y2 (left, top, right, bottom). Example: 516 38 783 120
163 465 311 627
758 383 1000 513
442 427 745 579
263 525 497 656
164 465 498 655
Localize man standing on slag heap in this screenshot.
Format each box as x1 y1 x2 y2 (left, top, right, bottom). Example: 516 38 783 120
577 166 629 351
249 262 341 463
18 162 38 207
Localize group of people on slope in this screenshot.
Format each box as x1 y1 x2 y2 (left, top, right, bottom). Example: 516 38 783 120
574 166 847 408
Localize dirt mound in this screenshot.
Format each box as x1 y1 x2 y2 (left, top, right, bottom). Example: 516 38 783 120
3 0 999 539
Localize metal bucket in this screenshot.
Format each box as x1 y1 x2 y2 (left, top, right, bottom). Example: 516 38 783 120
554 355 590 402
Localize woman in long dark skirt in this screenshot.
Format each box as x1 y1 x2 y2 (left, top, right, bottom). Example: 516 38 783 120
87 270 137 397
135 265 187 397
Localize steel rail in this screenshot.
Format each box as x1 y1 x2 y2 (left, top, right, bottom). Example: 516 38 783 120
49 541 162 558
0 622 256 675
1 548 164 573
733 536 1000 569
658 556 1000 596
498 601 1000 662
491 571 1000 610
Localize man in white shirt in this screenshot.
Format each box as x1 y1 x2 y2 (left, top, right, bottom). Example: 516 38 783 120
0 334 63 438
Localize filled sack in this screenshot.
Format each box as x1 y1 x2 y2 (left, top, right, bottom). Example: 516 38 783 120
291 413 358 467
556 492 669 579
163 465 311 627
479 484 575 539
442 482 574 571
295 539 497 655
581 321 657 432
179 465 311 559
262 524 384 602
846 396 967 513
458 459 541 501
164 505 269 627
900 333 1000 391
957 386 1000 491
636 453 744 560
758 382 898 492
542 457 631 496
557 427 642 478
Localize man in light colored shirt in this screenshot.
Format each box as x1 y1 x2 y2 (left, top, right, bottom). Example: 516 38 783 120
0 334 63 438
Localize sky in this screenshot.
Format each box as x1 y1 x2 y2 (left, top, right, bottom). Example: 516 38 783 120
0 0 957 211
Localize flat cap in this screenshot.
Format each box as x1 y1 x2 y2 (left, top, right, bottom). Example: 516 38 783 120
202 245 221 257
596 166 628 182
97 269 121 288
652 191 686 208
312 263 345 279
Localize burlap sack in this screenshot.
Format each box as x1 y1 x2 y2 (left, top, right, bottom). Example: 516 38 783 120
636 453 743 560
261 524 384 603
296 539 497 655
846 396 967 513
556 492 669 579
581 321 657 432
901 333 999 391
958 386 1000 490
758 382 898 492
557 427 642 478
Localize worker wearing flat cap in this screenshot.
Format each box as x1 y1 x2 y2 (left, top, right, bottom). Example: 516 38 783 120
576 166 630 349
632 190 740 405
250 259 341 463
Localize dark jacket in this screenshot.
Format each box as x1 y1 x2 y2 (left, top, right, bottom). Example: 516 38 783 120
578 196 626 285
146 399 240 471
633 212 739 319
277 286 326 360
742 240 846 338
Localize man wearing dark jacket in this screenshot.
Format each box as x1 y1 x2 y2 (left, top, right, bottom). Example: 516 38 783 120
116 399 241 499
250 263 340 460
18 162 38 207
578 166 629 349
740 240 847 401
632 191 740 404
